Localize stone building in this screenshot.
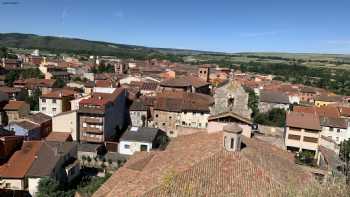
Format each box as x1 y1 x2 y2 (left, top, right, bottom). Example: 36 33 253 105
153 91 213 137
258 90 290 113
129 99 148 127
210 80 252 120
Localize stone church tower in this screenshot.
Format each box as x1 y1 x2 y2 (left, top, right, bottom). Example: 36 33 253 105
223 124 242 152
210 79 252 120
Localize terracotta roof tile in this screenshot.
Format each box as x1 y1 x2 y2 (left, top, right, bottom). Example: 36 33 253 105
45 132 72 142
339 106 350 117
94 132 311 197
3 101 27 111
95 80 114 88
0 141 43 178
41 89 76 99
286 112 321 130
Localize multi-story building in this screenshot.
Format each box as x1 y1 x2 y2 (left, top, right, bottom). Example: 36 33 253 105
320 116 350 144
113 60 129 74
159 76 210 95
78 88 128 143
3 101 30 123
39 89 75 117
315 94 343 107
285 112 321 156
129 99 148 127
153 91 213 137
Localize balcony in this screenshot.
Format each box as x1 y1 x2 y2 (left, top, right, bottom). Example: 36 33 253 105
83 117 103 124
80 135 103 143
81 127 103 134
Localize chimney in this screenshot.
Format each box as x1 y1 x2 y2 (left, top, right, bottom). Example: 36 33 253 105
223 124 242 152
59 91 63 97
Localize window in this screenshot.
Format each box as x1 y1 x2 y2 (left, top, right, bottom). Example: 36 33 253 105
124 144 130 149
289 127 302 131
329 127 334 132
303 137 318 143
155 114 159 118
337 129 341 133
198 123 202 127
199 71 202 74
182 121 186 126
162 122 166 126
42 99 46 103
41 107 46 111
169 131 174 135
230 138 234 149
140 144 148 151
288 134 301 141
52 99 56 103
336 137 339 142
169 116 172 120
52 108 56 112
228 98 235 108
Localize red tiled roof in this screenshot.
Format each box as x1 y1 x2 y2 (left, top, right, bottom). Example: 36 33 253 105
160 76 208 88
93 132 311 197
14 78 56 88
0 141 43 178
293 106 340 118
46 132 72 142
41 89 76 99
339 106 350 117
154 92 213 112
316 106 340 118
79 97 110 106
79 88 125 107
286 112 321 130
95 80 114 88
3 101 27 111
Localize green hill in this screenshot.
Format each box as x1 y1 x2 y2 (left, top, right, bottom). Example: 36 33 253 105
0 33 211 59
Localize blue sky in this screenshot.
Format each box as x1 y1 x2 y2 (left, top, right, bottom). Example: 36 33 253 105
0 0 350 53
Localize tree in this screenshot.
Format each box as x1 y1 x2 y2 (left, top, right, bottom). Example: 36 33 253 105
296 150 315 166
340 140 350 183
37 177 73 197
4 70 20 86
245 87 259 118
0 47 8 58
53 78 66 88
26 88 42 111
254 108 286 127
77 173 111 197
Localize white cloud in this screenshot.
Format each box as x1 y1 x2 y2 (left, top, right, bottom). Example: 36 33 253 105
61 7 71 25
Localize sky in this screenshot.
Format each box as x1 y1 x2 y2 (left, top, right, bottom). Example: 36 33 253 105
0 0 350 54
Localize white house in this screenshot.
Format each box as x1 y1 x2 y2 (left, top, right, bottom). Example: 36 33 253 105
119 127 161 155
320 116 350 144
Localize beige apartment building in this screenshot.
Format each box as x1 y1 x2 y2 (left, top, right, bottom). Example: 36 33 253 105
285 112 321 155
52 110 78 141
3 100 30 123
39 89 75 117
78 88 128 143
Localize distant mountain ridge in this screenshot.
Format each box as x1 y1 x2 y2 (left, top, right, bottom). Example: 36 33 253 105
0 33 218 58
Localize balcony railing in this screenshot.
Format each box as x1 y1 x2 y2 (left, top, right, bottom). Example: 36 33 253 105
80 135 103 143
82 117 103 124
81 127 103 134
